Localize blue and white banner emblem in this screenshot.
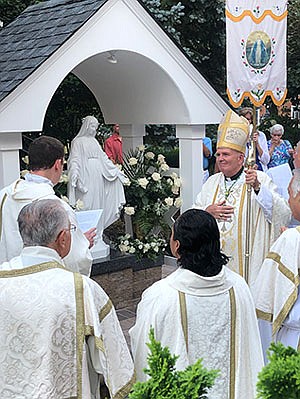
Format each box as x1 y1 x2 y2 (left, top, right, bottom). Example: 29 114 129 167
226 0 287 107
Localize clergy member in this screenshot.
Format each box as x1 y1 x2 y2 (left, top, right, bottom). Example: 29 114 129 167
130 209 264 399
0 199 135 398
0 135 96 275
194 110 291 287
253 161 300 359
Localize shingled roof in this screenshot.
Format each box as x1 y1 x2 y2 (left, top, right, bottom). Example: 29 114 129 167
0 0 106 103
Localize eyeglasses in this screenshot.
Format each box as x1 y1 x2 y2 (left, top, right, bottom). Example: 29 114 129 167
69 224 77 232
271 133 282 137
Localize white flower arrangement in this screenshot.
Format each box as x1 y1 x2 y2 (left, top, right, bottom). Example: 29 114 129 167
75 199 84 211
160 163 169 172
118 147 182 260
22 155 29 165
129 157 138 166
157 154 165 163
59 172 69 184
124 206 135 216
151 172 161 181
118 233 167 260
164 197 174 207
174 197 183 208
145 151 155 160
137 177 149 189
20 169 29 178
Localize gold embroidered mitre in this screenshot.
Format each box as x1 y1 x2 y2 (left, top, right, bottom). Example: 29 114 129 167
217 110 249 154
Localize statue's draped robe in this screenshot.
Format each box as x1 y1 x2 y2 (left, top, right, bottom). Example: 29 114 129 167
67 137 126 229
130 267 264 399
194 171 291 287
0 246 135 399
253 227 300 359
0 175 92 275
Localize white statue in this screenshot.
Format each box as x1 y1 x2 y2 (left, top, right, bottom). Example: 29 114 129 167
68 116 126 230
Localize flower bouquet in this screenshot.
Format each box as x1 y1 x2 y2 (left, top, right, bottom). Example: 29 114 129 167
117 146 182 260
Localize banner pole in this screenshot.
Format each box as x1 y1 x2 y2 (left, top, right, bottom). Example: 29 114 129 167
244 105 257 283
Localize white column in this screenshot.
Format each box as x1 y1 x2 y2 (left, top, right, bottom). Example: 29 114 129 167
176 124 206 211
121 124 145 155
0 132 22 189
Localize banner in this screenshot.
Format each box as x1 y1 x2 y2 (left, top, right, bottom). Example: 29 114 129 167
226 0 287 107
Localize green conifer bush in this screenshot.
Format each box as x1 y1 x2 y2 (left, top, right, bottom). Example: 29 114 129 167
256 342 300 399
129 328 218 399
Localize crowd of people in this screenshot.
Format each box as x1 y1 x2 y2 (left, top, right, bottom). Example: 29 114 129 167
0 109 299 398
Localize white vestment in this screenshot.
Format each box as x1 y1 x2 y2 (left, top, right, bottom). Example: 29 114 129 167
67 136 126 229
194 171 291 287
253 227 300 359
0 175 92 275
0 246 135 399
130 267 264 399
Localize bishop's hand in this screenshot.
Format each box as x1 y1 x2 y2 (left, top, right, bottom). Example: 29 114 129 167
206 200 234 222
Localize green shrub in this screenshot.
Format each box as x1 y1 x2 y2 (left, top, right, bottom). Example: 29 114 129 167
256 342 300 399
129 328 218 399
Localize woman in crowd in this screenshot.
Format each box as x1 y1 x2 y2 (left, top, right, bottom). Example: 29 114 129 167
267 124 293 169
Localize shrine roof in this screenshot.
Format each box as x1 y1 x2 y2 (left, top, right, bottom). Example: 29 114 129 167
0 0 106 102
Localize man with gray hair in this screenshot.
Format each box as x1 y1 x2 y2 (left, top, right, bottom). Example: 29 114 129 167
0 199 135 399
253 148 300 360
0 135 96 275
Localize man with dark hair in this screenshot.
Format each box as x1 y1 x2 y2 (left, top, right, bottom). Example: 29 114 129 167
0 135 96 275
130 209 264 399
28 135 65 170
0 199 135 398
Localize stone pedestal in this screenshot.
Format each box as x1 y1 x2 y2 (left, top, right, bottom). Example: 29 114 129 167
91 249 163 309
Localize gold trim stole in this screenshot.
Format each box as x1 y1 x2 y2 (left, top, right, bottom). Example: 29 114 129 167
238 185 246 276
178 291 188 351
0 261 65 277
267 252 300 335
229 288 236 399
74 272 85 399
179 289 237 398
84 297 136 399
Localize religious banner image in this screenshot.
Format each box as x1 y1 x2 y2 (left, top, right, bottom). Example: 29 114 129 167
226 0 288 107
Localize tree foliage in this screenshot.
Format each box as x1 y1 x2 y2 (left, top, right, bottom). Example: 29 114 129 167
0 0 43 26
168 0 226 95
256 342 300 399
129 328 218 399
287 0 300 99
43 74 101 145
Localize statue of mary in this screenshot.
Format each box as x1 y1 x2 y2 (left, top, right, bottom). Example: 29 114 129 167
68 116 126 230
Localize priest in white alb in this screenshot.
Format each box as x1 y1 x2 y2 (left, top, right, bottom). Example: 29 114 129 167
0 199 135 399
0 135 96 276
130 209 264 399
194 110 291 287
253 159 300 360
